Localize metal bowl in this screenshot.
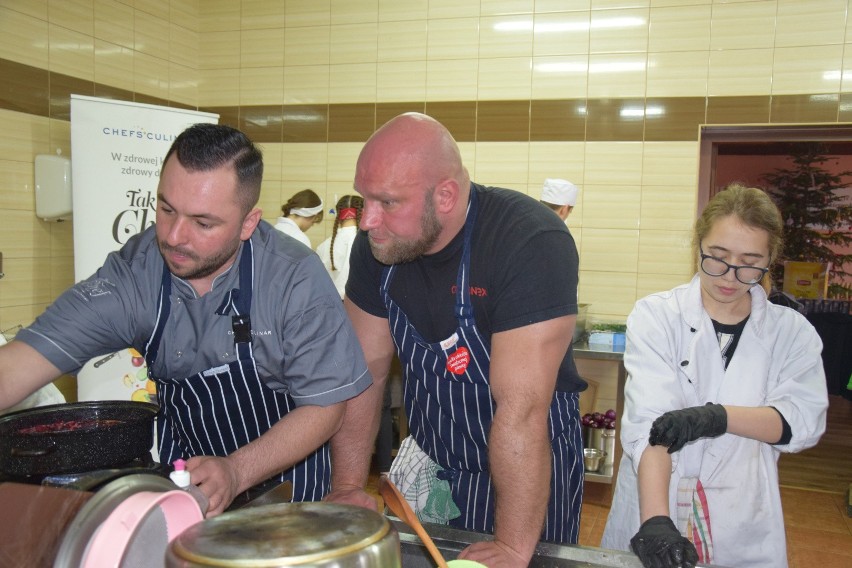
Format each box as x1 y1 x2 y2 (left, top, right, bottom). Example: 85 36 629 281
583 448 605 472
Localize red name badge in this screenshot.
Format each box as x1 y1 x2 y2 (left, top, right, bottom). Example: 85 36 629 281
446 346 470 375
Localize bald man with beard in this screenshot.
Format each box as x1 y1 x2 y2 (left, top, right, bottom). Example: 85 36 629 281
325 113 587 568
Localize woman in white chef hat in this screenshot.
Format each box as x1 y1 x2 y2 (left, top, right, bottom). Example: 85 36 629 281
274 189 324 248
540 178 579 221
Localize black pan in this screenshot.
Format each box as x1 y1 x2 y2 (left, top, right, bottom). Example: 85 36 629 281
0 400 158 476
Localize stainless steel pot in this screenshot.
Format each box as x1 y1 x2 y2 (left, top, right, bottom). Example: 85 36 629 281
166 502 401 567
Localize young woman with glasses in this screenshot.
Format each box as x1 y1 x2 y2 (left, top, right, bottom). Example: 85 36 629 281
602 183 828 568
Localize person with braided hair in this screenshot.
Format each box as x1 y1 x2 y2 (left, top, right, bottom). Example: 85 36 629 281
316 195 363 299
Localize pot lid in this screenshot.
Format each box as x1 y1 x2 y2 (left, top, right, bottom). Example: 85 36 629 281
169 502 392 566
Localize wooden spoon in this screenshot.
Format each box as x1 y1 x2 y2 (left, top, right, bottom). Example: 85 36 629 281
378 474 449 568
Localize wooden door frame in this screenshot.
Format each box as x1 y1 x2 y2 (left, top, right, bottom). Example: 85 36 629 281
697 124 852 214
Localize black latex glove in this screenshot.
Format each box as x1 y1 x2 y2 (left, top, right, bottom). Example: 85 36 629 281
649 403 727 453
630 515 699 568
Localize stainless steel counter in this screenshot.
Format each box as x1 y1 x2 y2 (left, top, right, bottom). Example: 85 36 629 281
393 518 719 567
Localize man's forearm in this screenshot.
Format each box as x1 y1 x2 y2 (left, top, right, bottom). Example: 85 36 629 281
331 299 396 493
0 341 62 411
228 402 345 492
330 381 386 490
489 409 552 560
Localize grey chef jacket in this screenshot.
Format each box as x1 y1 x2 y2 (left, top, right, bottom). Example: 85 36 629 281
17 221 370 408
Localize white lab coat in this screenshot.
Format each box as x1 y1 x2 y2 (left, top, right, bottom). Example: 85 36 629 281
316 226 358 299
273 217 312 249
601 275 827 568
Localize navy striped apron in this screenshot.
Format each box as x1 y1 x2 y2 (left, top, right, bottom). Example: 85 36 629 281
145 239 329 501
381 190 584 544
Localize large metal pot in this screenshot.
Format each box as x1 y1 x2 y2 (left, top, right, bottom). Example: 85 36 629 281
166 502 401 567
0 401 157 476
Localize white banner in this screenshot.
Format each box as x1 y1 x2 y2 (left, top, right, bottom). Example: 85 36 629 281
70 95 218 281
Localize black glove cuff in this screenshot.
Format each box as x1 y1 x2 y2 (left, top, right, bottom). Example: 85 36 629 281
641 515 678 531
706 402 728 433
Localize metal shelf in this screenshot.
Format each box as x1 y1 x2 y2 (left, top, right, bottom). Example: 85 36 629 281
574 344 625 495
584 464 613 484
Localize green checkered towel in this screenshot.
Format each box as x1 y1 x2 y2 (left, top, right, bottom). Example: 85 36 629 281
388 436 461 525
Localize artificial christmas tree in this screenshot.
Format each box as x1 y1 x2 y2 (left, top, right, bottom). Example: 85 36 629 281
761 142 852 298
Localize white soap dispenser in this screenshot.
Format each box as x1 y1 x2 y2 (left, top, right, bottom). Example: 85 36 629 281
170 458 209 516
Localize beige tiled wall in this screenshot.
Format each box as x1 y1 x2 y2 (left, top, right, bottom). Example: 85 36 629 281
0 108 75 331
2 0 852 332
0 0 200 332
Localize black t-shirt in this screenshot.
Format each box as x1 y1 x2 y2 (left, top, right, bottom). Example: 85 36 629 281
346 183 585 392
712 315 749 370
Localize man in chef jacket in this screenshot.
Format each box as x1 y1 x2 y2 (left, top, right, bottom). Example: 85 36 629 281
540 178 579 222
325 113 585 568
0 123 370 515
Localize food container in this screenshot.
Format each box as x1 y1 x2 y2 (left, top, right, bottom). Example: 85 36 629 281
587 331 626 348
572 303 590 343
600 429 616 469
166 502 401 567
583 448 605 472
584 427 615 473
584 425 603 451
0 401 157 476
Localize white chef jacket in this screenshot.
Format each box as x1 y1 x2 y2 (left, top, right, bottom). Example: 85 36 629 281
274 216 312 249
315 225 358 299
0 332 65 414
601 275 827 568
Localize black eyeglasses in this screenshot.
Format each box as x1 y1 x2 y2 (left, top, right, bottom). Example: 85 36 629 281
699 245 769 285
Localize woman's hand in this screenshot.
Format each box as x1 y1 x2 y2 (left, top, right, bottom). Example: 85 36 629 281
630 516 698 568
649 403 727 453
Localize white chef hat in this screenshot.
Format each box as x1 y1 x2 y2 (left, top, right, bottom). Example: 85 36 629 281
540 178 579 206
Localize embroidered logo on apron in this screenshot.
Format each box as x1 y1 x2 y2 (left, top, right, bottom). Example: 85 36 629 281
446 346 470 375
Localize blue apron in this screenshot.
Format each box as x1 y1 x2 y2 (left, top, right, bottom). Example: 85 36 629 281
144 239 329 501
381 190 584 544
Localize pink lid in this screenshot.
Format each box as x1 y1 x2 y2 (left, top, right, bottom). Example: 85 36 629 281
81 490 203 567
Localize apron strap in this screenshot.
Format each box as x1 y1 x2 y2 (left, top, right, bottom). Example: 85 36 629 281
144 263 173 369
214 239 254 316
454 189 477 327
213 240 254 345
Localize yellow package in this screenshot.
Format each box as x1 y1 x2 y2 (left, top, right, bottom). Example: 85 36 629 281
782 261 829 299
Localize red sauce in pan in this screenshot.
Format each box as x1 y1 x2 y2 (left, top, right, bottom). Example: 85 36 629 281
18 419 123 434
